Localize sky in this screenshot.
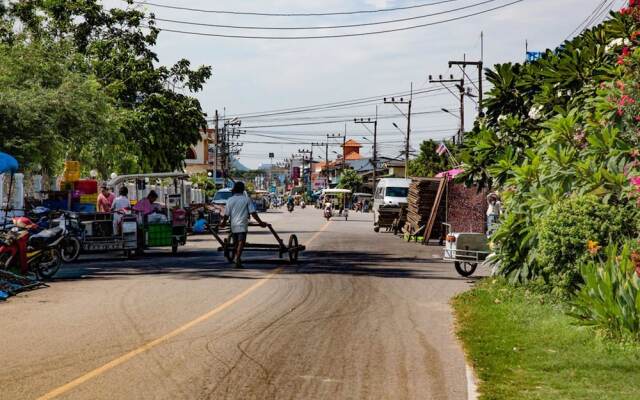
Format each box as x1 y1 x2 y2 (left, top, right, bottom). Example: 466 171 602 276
103 0 625 168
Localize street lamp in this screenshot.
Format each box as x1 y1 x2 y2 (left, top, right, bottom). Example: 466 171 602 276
441 108 461 119
392 122 405 136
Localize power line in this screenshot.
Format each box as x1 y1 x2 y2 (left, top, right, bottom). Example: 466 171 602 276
241 109 451 129
152 0 499 31
212 82 482 121
144 0 525 40
133 0 467 17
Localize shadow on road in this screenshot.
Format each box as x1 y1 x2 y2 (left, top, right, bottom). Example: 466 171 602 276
54 248 475 283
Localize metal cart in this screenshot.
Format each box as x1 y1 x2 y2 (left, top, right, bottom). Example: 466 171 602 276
442 223 490 277
210 223 305 264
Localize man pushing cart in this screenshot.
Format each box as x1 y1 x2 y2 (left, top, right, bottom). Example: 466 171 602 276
213 181 305 266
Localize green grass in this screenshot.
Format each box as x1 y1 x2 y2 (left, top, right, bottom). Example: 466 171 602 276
452 279 640 400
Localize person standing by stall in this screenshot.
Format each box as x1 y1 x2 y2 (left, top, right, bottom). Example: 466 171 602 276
220 182 267 268
487 192 502 235
97 184 115 213
111 186 131 234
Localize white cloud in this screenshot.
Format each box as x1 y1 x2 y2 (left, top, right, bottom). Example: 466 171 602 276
100 0 606 166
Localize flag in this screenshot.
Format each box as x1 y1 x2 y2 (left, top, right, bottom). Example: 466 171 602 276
436 143 448 156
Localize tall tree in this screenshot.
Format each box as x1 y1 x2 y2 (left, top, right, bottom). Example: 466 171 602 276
0 0 212 175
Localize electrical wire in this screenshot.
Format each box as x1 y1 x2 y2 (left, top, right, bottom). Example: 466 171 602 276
241 109 455 129
133 0 467 17
143 0 525 40
211 82 483 121
152 0 498 31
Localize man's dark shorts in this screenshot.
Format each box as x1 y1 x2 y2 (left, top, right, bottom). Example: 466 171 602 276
232 232 247 242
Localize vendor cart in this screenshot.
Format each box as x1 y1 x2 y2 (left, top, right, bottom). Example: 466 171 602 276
442 223 489 277
210 223 305 264
322 189 351 221
108 172 189 255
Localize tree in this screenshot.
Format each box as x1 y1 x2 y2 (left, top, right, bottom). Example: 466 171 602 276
0 39 129 176
0 0 212 175
338 169 363 192
407 139 455 177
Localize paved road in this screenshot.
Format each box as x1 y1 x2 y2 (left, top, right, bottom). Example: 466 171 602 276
0 207 483 400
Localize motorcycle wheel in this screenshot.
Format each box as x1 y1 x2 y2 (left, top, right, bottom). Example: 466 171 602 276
60 236 81 263
37 249 62 280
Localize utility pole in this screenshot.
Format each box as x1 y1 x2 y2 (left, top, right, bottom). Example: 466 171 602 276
449 60 484 116
326 133 343 186
298 148 313 194
222 118 242 186
311 142 325 190
342 124 347 175
354 108 378 193
214 110 219 185
384 84 412 179
429 74 465 143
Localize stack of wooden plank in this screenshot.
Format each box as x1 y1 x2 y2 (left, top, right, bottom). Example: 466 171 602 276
404 178 445 241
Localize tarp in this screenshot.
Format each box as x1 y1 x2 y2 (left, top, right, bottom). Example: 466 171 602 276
435 168 464 180
0 152 18 174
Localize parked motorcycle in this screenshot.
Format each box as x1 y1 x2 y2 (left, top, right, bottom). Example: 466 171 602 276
17 209 83 263
287 203 294 213
0 226 64 280
324 207 332 221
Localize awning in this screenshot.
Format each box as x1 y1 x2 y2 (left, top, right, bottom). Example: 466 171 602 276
435 168 464 180
0 152 18 174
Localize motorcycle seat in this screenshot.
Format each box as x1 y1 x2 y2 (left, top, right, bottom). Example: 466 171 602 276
28 227 64 249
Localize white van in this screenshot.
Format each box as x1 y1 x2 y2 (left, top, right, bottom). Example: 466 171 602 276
373 178 411 229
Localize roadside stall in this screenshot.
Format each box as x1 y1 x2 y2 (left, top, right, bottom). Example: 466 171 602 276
107 173 189 255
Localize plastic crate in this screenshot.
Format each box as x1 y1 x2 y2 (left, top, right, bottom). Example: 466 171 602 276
74 180 98 195
146 223 172 247
80 194 98 204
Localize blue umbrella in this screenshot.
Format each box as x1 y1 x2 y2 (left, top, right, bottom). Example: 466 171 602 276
0 152 18 174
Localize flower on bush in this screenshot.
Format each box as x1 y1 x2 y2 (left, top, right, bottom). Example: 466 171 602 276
587 240 601 255
528 105 543 120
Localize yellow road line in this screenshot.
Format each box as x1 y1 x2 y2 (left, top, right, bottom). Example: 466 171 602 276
37 220 331 400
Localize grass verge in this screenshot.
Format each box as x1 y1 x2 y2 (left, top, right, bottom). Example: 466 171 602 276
452 278 640 400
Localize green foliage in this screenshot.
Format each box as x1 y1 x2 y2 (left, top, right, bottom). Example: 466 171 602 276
337 169 363 192
536 196 640 293
462 6 640 288
453 278 640 399
0 0 212 176
407 139 453 177
190 173 216 199
570 242 640 340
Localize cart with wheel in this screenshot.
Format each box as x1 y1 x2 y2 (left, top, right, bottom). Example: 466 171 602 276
442 223 489 277
210 223 306 264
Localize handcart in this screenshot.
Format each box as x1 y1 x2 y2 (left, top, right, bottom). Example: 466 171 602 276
210 223 305 263
442 223 490 277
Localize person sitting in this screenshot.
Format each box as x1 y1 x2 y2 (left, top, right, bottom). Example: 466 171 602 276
133 190 160 217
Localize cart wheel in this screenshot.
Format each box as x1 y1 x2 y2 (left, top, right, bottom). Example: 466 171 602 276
288 234 299 263
374 226 380 233
454 262 478 277
223 238 235 263
171 239 178 256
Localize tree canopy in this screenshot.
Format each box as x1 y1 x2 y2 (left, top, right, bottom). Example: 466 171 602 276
0 0 212 178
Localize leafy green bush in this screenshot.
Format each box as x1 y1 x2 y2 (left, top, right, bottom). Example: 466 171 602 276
536 195 640 293
570 242 640 340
